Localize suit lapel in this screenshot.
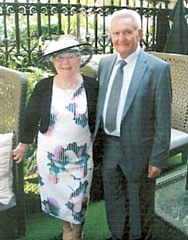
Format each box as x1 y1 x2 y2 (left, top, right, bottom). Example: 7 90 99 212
122 50 148 119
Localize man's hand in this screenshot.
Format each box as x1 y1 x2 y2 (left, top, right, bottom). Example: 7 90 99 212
147 165 162 179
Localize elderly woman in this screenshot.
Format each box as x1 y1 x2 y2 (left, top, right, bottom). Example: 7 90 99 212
13 35 98 240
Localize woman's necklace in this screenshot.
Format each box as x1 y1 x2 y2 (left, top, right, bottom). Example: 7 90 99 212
62 88 75 96
55 75 80 95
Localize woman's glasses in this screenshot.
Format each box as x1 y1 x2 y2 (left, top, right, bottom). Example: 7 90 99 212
53 54 78 62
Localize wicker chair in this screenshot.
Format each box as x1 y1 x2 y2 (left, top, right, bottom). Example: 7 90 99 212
0 66 28 239
151 53 188 174
151 53 188 133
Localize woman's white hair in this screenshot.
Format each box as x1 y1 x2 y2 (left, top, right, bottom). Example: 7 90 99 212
108 9 141 31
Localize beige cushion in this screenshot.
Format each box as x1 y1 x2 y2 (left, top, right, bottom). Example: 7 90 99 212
0 133 15 205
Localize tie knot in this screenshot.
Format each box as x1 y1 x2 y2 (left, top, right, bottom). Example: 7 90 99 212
118 60 126 68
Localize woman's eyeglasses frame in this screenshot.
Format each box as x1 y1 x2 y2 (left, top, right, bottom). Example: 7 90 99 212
53 53 79 62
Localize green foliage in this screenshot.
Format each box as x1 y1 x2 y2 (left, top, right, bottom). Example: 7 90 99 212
25 66 51 101
24 176 39 195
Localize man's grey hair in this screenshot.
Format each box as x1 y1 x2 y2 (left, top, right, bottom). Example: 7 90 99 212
108 9 142 32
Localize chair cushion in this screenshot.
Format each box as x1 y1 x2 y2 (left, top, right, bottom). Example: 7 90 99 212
170 128 188 150
0 133 15 205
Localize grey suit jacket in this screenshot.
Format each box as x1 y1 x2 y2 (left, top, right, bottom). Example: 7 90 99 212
94 49 172 181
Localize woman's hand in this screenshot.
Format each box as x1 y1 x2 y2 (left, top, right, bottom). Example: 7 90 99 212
12 143 28 164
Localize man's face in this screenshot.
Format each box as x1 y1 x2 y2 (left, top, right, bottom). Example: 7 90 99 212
110 17 143 59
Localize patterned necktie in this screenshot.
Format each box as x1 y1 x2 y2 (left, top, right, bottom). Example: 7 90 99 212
105 60 126 133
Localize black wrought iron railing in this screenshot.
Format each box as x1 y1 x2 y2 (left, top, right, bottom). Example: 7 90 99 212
0 0 171 69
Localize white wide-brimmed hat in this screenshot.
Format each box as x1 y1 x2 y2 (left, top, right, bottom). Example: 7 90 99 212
37 35 93 68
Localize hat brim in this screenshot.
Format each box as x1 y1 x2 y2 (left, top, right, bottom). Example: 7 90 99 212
37 43 93 69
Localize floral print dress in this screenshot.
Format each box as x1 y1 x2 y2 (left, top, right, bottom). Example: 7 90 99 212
37 82 93 224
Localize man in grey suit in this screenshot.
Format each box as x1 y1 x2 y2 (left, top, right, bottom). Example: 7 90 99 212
94 9 172 240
